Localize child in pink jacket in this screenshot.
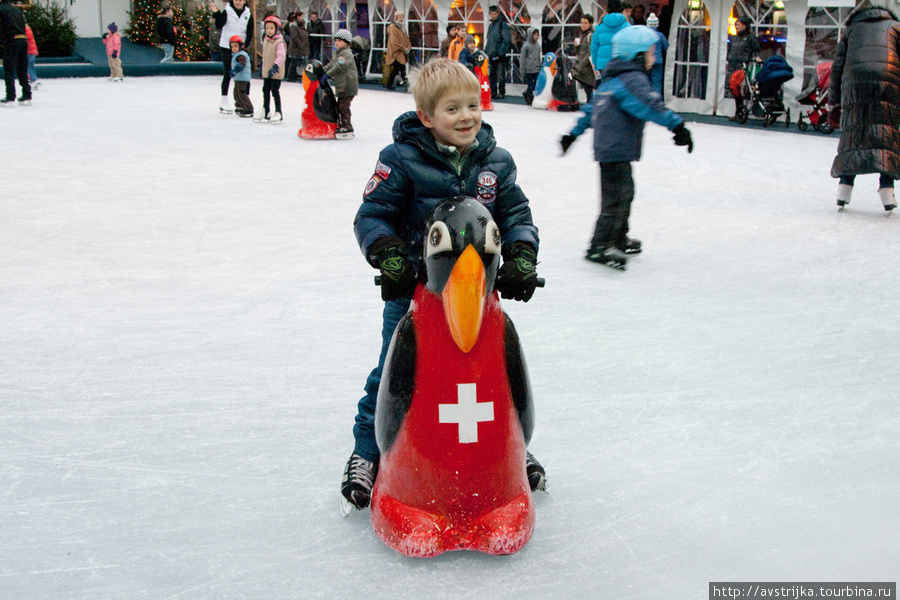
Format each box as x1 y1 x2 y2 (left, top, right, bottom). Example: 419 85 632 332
102 22 124 81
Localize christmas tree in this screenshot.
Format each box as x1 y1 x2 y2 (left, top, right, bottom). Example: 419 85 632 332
127 0 160 46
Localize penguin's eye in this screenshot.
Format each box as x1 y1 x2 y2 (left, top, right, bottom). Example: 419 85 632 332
426 221 453 256
484 220 501 255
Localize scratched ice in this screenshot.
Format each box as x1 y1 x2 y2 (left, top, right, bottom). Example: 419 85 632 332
1 76 898 600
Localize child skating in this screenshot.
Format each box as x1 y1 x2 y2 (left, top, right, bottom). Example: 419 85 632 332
561 26 692 270
256 15 285 123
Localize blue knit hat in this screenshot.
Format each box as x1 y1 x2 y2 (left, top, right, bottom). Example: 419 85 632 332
108 22 118 33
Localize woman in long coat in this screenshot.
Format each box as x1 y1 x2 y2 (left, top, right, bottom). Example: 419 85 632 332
384 12 411 89
829 2 900 211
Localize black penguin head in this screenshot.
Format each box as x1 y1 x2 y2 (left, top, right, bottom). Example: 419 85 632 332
423 197 501 353
303 60 327 90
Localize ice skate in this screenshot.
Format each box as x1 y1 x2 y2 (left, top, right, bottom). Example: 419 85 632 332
619 237 642 255
17 97 31 106
1 97 16 107
253 110 270 123
586 246 628 270
879 187 896 213
269 111 282 124
236 110 254 118
836 183 853 209
526 451 548 492
340 452 378 516
218 95 234 114
335 127 355 140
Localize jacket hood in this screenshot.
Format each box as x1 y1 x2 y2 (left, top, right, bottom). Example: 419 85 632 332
527 27 539 38
849 6 899 24
392 110 497 159
603 57 648 78
266 32 284 41
601 13 629 28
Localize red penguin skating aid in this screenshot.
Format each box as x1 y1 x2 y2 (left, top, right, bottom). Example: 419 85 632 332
297 60 338 140
370 197 538 557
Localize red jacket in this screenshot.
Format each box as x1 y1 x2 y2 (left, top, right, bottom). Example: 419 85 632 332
26 24 38 55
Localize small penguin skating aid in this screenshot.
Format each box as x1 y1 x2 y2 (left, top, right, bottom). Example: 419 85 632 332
297 60 338 140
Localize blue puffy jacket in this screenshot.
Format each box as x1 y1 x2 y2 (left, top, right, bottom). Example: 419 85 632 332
353 112 539 269
591 13 630 73
569 59 682 163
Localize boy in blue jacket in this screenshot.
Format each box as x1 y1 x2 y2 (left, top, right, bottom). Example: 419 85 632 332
342 59 545 513
561 26 692 270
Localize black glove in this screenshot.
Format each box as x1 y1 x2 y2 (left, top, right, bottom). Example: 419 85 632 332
828 105 841 129
560 134 576 155
672 123 693 153
268 65 279 78
112 50 118 59
496 242 538 302
371 237 418 301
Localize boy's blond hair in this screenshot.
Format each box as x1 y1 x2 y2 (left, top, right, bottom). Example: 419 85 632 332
409 58 480 116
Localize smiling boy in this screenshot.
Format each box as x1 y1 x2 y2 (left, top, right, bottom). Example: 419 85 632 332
342 59 545 514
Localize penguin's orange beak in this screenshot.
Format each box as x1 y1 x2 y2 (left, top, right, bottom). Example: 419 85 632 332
442 244 486 353
302 69 312 93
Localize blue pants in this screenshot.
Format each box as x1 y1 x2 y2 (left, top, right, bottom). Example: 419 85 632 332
353 298 412 461
649 64 663 95
27 54 37 83
161 44 175 63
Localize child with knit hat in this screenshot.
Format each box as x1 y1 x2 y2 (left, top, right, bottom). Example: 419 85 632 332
102 22 123 82
325 28 358 137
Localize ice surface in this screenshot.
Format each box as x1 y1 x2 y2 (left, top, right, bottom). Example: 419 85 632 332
2 76 898 599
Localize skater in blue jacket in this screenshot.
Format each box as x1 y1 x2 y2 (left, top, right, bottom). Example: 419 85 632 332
561 26 692 270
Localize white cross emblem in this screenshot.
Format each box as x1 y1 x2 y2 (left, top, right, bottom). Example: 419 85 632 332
481 80 490 94
439 383 494 444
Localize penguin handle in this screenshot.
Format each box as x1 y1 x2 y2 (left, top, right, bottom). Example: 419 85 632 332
374 276 545 287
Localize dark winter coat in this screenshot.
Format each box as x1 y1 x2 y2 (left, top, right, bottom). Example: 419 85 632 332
726 30 761 70
353 112 539 270
571 28 595 86
590 13 629 73
458 46 479 71
829 6 900 179
157 14 177 45
569 59 682 163
307 18 325 53
0 0 26 43
484 16 511 59
288 21 309 57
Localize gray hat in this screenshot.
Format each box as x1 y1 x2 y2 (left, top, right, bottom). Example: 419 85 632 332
335 28 352 43
465 34 475 45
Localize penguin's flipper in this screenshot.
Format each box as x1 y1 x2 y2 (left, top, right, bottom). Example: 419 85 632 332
375 313 417 454
504 315 534 445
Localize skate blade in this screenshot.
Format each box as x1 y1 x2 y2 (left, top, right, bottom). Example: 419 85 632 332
340 494 355 517
269 120 283 125
219 108 234 114
335 132 355 140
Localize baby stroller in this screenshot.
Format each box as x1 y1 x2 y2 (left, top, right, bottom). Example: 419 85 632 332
795 60 834 134
730 55 794 127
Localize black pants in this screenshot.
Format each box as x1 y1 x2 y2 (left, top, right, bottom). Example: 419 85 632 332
221 48 233 96
839 174 895 189
337 95 354 130
3 38 30 101
489 56 507 96
385 61 406 89
262 78 282 114
591 162 634 250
